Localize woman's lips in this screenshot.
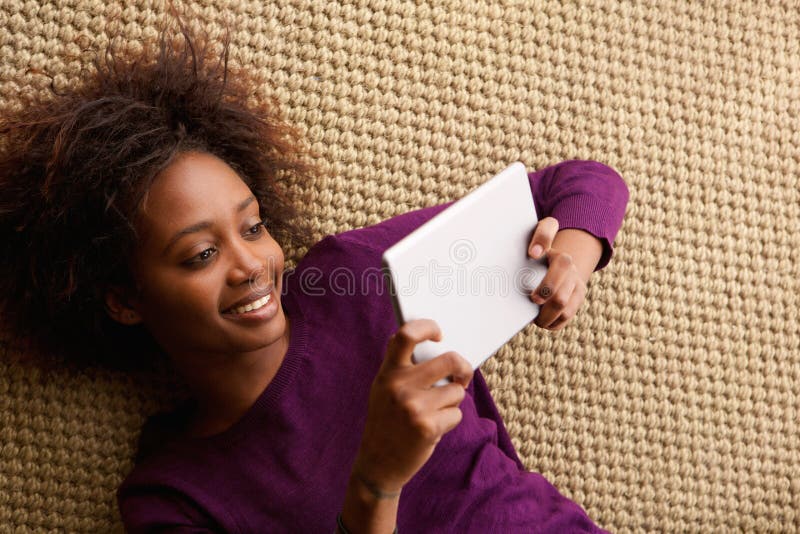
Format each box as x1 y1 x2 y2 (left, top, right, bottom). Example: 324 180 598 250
221 283 275 313
221 287 279 322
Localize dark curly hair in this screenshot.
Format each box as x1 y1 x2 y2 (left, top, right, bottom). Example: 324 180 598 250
0 19 316 373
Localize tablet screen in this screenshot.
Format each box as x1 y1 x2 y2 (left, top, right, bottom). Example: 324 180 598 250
381 162 548 369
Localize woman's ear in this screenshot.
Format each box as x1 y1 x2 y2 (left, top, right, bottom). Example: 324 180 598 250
104 285 143 325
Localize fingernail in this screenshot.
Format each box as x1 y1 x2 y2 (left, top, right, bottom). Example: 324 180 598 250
530 244 543 258
539 286 552 298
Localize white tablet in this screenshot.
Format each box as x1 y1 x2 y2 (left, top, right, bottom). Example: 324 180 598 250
381 162 548 371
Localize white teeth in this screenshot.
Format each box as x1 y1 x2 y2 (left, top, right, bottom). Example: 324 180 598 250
229 293 272 314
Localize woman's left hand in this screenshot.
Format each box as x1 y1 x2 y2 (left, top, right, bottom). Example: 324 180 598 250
527 217 589 331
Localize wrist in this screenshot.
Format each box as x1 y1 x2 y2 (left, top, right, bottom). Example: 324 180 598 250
352 469 402 501
340 471 400 534
350 453 405 498
552 228 602 283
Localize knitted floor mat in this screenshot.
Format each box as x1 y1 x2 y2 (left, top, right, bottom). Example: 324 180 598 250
1 1 798 532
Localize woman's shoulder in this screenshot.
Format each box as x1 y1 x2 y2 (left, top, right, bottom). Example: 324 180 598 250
132 400 195 464
336 202 455 251
295 202 456 271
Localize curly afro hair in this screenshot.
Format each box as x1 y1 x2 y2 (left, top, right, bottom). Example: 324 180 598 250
0 19 316 372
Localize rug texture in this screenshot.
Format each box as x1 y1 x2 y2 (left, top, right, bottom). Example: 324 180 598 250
1 0 799 532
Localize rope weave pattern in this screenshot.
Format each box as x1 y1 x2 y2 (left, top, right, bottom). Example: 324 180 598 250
1 1 798 531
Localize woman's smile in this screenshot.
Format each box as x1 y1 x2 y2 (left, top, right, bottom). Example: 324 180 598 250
221 285 279 322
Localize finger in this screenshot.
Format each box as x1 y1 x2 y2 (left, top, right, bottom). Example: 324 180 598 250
528 217 559 259
550 282 587 331
535 276 577 329
385 319 442 368
435 406 464 436
531 252 573 304
417 406 464 443
411 351 473 388
417 382 467 411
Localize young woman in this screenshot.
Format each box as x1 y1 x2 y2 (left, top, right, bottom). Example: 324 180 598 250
0 23 628 533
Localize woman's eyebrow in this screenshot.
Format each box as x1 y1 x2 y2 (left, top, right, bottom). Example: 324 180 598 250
161 196 256 256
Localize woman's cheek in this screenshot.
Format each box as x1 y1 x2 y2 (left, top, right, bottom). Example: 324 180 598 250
152 275 211 320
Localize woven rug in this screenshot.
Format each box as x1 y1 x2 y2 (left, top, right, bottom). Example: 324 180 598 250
1 1 798 532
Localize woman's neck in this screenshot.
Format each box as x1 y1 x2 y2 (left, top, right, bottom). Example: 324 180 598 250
174 317 292 438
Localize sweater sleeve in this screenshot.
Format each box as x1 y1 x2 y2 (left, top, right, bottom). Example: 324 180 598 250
528 160 629 271
337 160 629 272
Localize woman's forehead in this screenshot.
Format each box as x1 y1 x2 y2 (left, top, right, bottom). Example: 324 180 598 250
136 151 256 243
141 152 252 216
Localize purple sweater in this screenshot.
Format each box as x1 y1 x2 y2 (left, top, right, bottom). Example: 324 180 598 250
117 160 629 533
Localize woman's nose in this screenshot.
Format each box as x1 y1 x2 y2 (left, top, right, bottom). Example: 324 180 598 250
226 238 265 286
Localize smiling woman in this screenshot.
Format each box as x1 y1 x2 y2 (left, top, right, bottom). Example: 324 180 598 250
102 150 294 437
0 19 315 373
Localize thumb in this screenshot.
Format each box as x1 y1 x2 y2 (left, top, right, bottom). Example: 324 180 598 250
385 318 443 368
528 217 559 259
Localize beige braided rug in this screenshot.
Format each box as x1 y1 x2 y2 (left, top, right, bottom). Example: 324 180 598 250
1 1 799 532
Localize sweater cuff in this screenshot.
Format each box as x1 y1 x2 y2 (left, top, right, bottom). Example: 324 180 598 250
548 193 621 272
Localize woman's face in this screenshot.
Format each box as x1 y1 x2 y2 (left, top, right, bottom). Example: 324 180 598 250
114 150 289 363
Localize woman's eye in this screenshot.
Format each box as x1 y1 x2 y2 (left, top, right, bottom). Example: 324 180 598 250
183 223 266 268
190 248 217 265
246 222 266 237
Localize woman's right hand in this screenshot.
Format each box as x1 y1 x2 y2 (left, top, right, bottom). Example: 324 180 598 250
352 318 474 495
339 319 473 533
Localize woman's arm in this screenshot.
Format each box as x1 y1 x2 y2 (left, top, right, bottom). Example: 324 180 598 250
339 319 473 534
528 159 629 272
525 161 629 330
338 160 628 275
